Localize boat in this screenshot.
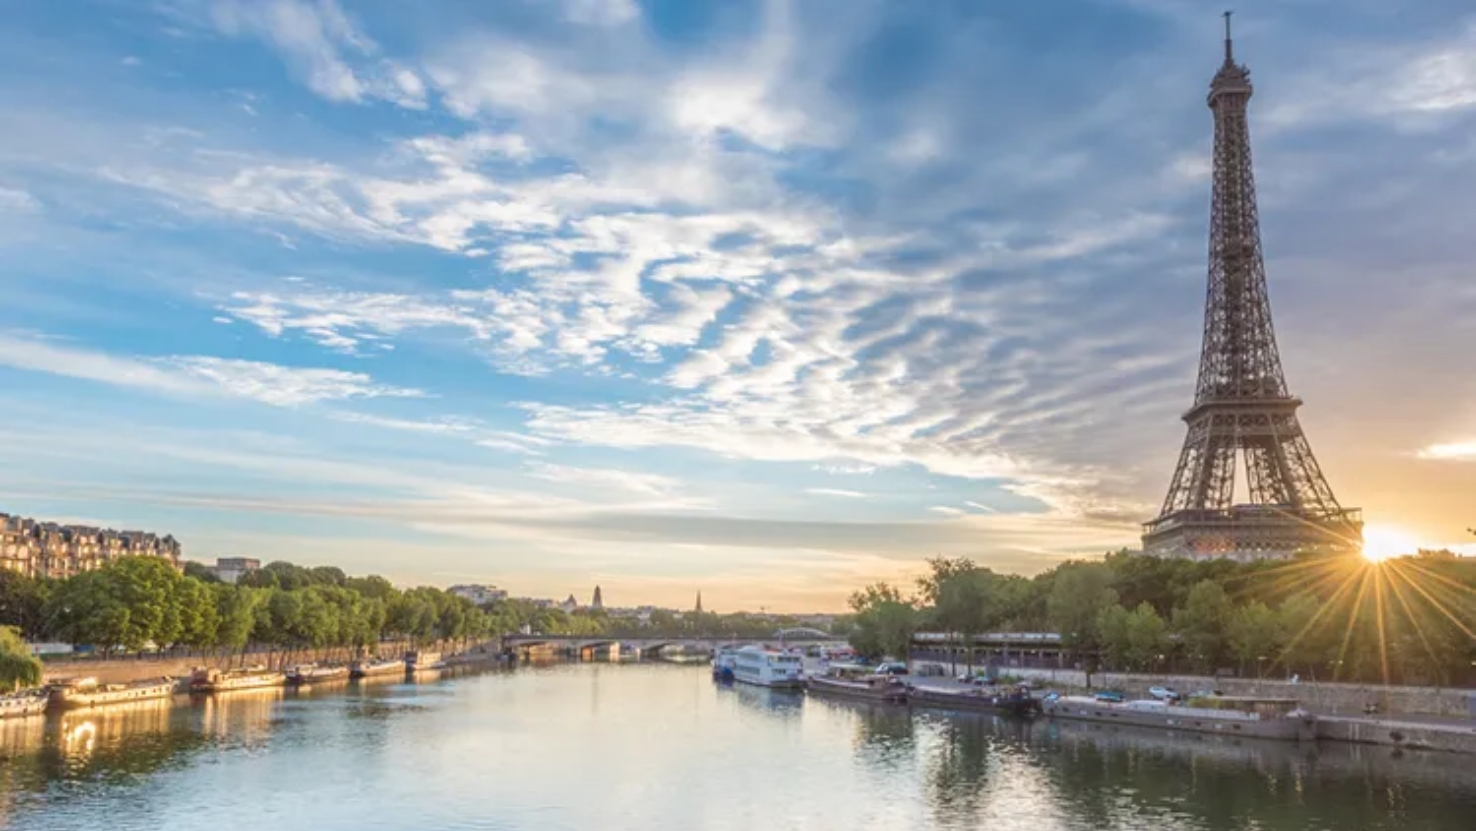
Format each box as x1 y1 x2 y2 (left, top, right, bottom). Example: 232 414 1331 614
404 650 445 674
0 689 49 719
46 676 176 710
285 664 350 685
806 672 908 704
711 647 738 682
189 666 287 694
349 657 406 679
731 645 804 689
1041 694 1315 741
907 683 1041 717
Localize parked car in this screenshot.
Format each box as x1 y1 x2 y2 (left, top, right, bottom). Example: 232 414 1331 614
1093 690 1126 703
1148 686 1180 702
874 662 909 675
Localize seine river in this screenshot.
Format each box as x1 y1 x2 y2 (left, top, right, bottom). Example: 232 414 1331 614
3 663 1476 830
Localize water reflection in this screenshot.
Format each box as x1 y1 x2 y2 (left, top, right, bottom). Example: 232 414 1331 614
723 682 804 716
2 666 1475 831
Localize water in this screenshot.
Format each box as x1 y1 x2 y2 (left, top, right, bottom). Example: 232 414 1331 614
3 664 1475 830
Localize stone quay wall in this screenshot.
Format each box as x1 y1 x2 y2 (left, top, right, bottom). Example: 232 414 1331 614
909 660 1476 718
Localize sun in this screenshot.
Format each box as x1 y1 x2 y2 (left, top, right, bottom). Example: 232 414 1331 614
1360 523 1424 562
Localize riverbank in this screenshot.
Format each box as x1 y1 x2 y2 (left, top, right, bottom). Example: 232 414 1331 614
908 660 1476 718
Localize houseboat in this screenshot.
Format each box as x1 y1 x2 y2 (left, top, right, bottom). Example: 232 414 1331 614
0 689 49 719
907 683 1041 717
806 672 908 704
731 645 804 689
189 666 286 694
349 656 405 679
404 650 446 674
285 664 350 685
1041 694 1315 741
47 676 177 710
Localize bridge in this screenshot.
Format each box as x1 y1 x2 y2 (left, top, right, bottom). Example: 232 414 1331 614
502 629 846 659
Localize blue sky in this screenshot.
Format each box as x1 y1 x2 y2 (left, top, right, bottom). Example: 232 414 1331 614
2 0 1474 610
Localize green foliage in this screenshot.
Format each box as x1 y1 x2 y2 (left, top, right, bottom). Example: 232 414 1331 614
898 550 1476 685
1173 581 1233 672
1047 562 1119 658
848 582 918 660
1228 601 1280 677
26 557 495 657
0 570 50 639
0 625 42 691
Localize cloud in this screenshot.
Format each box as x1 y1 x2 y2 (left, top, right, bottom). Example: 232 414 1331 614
805 488 868 498
1418 442 1476 461
560 0 639 27
813 464 878 476
0 187 39 213
929 506 965 517
204 0 426 107
0 333 421 407
524 462 682 498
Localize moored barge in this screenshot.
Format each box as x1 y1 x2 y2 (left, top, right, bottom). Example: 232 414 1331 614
1041 695 1315 741
0 689 49 719
806 673 908 704
285 664 350 685
47 677 176 710
189 666 287 694
907 683 1041 717
349 657 405 679
404 650 445 674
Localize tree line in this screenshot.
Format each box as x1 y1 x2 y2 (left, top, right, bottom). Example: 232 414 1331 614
0 558 497 665
0 557 846 673
849 549 1476 686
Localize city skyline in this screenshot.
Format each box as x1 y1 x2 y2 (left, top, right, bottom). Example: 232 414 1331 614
1 2 1474 611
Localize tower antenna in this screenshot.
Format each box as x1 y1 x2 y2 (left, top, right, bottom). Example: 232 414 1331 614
1223 10 1234 62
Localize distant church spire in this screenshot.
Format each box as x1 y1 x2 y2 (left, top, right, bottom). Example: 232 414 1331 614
695 591 703 614
591 585 603 610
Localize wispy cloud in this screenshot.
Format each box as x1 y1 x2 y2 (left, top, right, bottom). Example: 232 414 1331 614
1418 441 1476 461
203 0 426 107
805 488 868 499
0 333 421 407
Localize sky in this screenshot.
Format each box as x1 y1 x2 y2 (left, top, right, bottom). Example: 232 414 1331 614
1 0 1474 612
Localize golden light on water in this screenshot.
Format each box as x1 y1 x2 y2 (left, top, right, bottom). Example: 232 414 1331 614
1360 523 1424 562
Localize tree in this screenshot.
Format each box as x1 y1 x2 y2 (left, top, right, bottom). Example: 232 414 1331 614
1275 591 1327 678
0 570 50 639
1124 602 1169 672
1173 580 1233 673
1229 601 1281 678
182 561 220 583
848 583 917 661
933 565 995 673
0 626 42 692
1096 604 1132 669
1047 562 1118 677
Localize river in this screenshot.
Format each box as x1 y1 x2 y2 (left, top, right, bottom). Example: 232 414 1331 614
2 663 1475 830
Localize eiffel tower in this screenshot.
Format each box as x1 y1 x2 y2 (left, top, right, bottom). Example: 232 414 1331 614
1142 14 1362 561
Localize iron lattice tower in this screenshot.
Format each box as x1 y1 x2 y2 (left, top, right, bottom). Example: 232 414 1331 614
1142 15 1362 560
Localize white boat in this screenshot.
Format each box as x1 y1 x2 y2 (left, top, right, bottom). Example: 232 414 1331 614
731 645 804 689
712 647 738 681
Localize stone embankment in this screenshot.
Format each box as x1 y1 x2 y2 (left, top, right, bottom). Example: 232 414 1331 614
911 661 1476 718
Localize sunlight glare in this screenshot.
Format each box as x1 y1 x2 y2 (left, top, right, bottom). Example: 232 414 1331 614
1361 524 1423 562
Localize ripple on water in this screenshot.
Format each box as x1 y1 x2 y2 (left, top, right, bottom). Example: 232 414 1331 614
6 666 1476 831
